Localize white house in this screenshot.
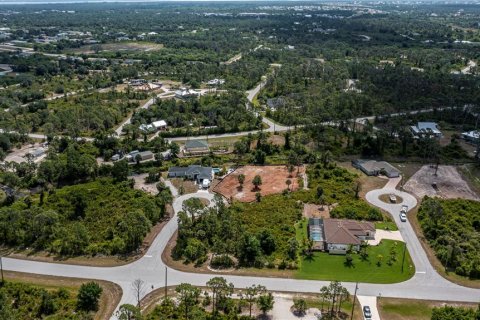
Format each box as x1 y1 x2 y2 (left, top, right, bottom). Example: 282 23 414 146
152 120 167 130
410 122 442 138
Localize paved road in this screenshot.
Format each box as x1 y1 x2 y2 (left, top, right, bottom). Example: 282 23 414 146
2 179 480 319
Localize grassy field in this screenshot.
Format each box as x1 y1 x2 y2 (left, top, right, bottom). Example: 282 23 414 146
378 298 478 320
296 221 414 283
375 221 399 231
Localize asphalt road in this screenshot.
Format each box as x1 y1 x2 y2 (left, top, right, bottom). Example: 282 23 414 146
3 179 480 319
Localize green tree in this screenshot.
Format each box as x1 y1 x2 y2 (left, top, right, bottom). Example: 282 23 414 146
170 142 180 158
257 292 274 315
252 175 262 190
237 174 246 189
176 283 200 319
287 237 299 260
238 234 261 266
292 298 307 315
112 159 129 182
116 304 143 320
243 285 266 317
206 277 234 315
77 282 103 312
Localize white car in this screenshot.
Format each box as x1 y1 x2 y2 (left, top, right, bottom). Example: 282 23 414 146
401 205 408 213
400 212 407 222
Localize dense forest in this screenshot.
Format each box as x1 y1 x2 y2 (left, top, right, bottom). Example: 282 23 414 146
0 178 170 256
417 197 480 279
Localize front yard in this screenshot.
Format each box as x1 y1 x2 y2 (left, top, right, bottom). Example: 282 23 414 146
295 222 415 283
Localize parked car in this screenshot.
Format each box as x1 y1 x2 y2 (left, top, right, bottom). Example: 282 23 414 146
389 194 397 203
401 205 408 213
363 306 372 319
400 212 407 222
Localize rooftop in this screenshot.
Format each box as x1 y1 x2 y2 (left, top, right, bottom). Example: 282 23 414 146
185 139 209 150
323 219 374 245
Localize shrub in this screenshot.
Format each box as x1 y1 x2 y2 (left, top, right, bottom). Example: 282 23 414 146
210 255 235 269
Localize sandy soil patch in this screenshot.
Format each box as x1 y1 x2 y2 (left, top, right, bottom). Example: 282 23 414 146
303 203 330 219
213 165 305 202
404 165 479 201
132 173 158 195
4 142 47 164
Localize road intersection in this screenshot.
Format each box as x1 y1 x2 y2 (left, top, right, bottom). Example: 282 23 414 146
2 177 480 319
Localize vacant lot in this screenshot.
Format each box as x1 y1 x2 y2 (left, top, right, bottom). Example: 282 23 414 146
378 298 478 320
71 41 163 54
404 165 479 200
213 165 305 202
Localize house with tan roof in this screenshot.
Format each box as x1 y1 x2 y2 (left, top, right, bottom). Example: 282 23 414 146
308 218 375 255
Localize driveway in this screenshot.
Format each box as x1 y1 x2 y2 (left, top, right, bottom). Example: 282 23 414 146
357 295 381 320
3 180 480 319
367 230 403 246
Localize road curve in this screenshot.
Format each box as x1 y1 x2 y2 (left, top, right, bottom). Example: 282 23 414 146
3 179 480 319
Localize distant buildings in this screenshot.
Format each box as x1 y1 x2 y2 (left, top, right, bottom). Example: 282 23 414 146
207 78 225 86
129 79 147 86
125 150 154 162
139 120 167 133
462 130 480 144
352 159 400 178
410 122 442 138
175 88 201 99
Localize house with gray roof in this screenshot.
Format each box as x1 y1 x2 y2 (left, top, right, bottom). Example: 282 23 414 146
184 139 210 156
410 122 442 138
352 159 400 178
168 165 213 188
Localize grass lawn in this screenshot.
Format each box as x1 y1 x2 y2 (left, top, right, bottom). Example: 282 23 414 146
378 298 478 320
296 221 414 283
375 221 398 231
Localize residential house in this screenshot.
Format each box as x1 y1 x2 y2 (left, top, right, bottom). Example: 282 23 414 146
129 79 147 86
462 130 480 144
207 78 225 86
26 147 46 159
168 165 214 188
184 140 210 156
175 88 200 99
323 219 375 254
410 122 442 138
125 150 154 162
139 124 155 133
352 159 400 178
308 218 375 254
152 120 167 130
266 97 286 111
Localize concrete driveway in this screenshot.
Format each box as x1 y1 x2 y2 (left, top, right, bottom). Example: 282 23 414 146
357 295 380 320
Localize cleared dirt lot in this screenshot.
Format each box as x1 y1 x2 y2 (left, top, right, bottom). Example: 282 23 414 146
213 165 305 202
404 165 479 201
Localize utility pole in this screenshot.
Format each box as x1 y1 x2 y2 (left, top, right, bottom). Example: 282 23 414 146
164 266 168 299
401 241 407 273
350 282 358 320
0 256 4 285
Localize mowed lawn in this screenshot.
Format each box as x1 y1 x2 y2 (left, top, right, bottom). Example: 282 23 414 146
295 222 415 283
378 298 479 320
